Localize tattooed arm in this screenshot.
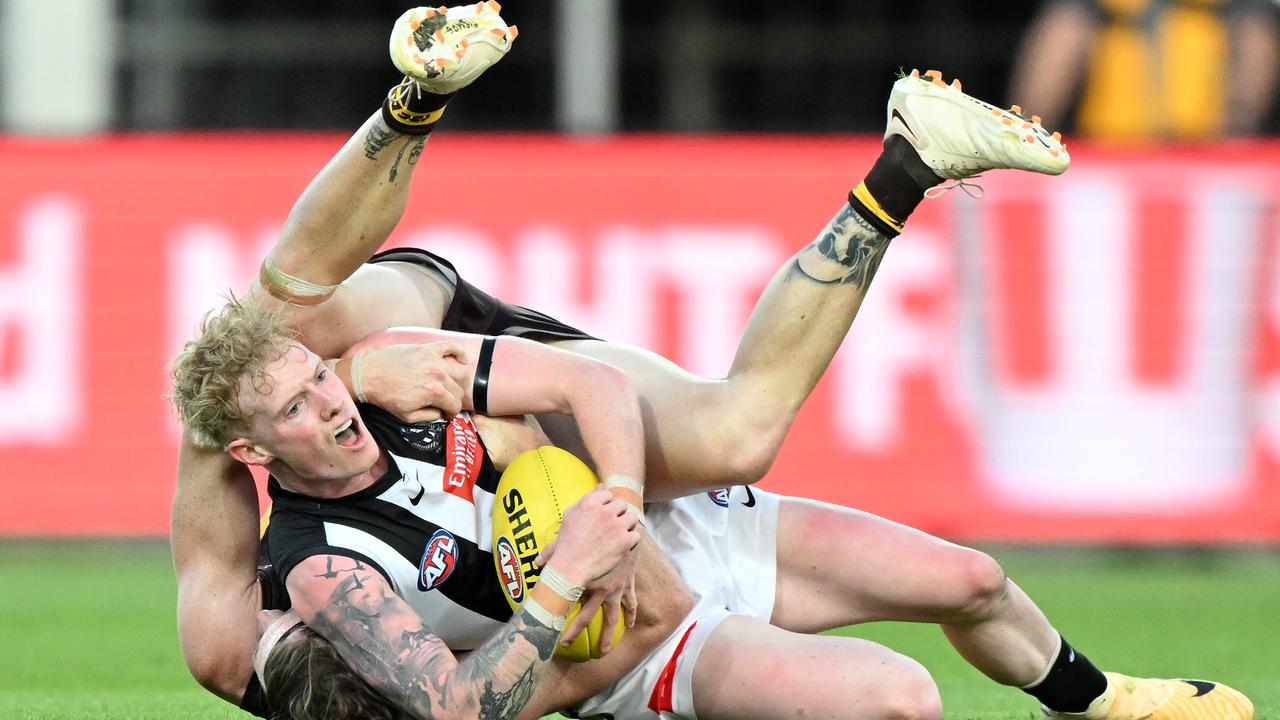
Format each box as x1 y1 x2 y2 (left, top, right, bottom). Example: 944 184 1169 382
286 556 562 720
284 491 639 720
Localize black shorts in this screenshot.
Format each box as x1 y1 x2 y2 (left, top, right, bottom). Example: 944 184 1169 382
369 247 600 343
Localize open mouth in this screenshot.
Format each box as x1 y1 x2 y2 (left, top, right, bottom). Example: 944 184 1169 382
333 418 362 448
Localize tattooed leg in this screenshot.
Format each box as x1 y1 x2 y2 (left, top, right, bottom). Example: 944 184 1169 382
543 199 900 493
665 201 895 485
264 110 431 291
721 200 893 427
363 122 399 161
794 204 892 285
386 135 429 183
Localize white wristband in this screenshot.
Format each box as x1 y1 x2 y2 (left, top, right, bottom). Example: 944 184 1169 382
624 502 647 527
350 352 370 404
604 474 644 497
539 565 585 604
522 597 567 631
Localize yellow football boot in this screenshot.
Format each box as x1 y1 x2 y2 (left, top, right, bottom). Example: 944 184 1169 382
1043 672 1254 720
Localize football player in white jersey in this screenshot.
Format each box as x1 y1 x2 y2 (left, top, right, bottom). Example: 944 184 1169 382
171 5 1250 720
172 300 1253 720
173 4 1069 703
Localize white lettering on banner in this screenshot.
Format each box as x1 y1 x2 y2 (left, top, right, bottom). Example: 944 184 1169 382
960 176 1260 510
831 234 950 450
660 227 782 377
514 225 658 348
0 196 82 444
165 224 276 435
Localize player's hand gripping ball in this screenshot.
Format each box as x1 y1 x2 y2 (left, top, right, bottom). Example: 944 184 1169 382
491 446 626 662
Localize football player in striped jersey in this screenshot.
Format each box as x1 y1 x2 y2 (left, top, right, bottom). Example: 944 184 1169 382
171 5 1251 720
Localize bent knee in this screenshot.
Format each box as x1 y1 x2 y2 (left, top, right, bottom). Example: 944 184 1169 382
706 415 791 486
947 549 1008 621
874 656 943 720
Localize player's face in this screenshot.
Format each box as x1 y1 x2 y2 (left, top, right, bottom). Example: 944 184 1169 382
233 343 379 482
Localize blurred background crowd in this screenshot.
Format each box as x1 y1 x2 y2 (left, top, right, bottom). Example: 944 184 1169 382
5 0 1278 137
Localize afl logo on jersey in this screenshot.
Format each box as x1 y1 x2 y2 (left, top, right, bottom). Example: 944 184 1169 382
495 536 525 604
707 488 730 508
417 529 459 591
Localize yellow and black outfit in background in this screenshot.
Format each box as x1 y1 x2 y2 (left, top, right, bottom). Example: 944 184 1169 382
1069 0 1274 139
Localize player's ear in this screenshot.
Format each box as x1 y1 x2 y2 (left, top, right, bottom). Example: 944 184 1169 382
227 437 273 467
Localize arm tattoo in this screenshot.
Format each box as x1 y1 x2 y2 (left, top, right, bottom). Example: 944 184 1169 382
307 561 559 720
364 123 399 161
458 609 558 720
794 204 892 286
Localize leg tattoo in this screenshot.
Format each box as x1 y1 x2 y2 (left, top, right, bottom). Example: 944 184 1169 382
794 204 892 286
363 123 399 160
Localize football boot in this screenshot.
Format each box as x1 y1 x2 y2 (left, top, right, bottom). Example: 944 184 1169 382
390 2 517 94
1042 672 1254 720
886 68 1070 180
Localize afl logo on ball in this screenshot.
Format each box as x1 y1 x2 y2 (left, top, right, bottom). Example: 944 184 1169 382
495 536 525 604
417 529 459 591
707 488 730 508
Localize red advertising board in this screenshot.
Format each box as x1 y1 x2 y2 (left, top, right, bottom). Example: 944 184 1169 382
1 133 1278 542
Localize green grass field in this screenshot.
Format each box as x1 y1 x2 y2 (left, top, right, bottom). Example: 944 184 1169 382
1 541 1275 719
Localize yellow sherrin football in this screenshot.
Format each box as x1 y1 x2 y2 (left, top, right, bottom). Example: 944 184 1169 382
491 446 626 662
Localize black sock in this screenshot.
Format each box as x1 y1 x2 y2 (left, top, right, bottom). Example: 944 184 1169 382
381 77 455 135
846 135 943 238
1023 635 1109 713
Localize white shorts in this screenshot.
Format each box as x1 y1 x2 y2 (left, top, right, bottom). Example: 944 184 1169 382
571 486 781 720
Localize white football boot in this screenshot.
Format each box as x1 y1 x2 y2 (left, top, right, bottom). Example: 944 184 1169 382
887 68 1070 180
390 2 517 94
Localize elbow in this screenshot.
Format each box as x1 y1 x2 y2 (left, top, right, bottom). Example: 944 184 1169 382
184 651 250 705
590 360 638 407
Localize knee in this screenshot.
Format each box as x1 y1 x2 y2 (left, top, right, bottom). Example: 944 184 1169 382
709 414 791 486
874 657 943 720
948 549 1008 621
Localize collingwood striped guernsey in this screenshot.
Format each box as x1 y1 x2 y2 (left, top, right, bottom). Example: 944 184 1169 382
264 404 513 650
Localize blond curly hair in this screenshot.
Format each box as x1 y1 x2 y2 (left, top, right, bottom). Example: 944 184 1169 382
170 295 297 449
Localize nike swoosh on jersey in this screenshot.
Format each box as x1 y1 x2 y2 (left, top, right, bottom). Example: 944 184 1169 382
741 486 757 508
